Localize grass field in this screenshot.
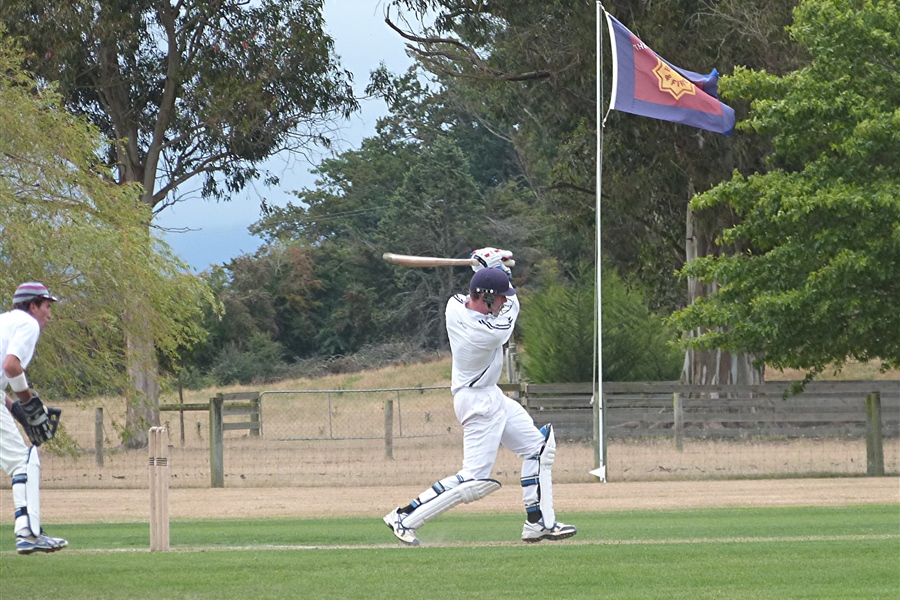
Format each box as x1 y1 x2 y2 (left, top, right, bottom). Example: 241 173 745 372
2 505 897 599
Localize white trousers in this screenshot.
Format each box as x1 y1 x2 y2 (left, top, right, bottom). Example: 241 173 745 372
399 386 557 527
1 405 35 536
0 406 29 476
453 385 545 481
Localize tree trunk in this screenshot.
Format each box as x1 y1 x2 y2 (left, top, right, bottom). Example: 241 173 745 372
682 203 764 385
121 196 161 449
123 304 161 448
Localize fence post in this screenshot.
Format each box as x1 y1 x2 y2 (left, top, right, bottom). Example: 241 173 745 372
396 389 403 438
209 394 224 488
249 393 261 437
327 392 334 439
866 392 884 476
384 398 394 460
673 393 684 452
178 377 186 447
95 407 104 467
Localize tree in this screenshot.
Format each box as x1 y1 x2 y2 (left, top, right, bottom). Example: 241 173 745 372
1 0 357 444
377 136 495 348
250 110 422 357
0 34 211 423
386 0 600 270
187 242 320 373
671 0 900 382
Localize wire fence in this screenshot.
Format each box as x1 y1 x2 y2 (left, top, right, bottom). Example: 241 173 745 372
30 385 900 489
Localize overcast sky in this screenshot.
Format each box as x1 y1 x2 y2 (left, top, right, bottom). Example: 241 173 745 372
154 1 418 272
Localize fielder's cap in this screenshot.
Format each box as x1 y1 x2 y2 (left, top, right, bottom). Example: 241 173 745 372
470 268 515 296
13 282 59 305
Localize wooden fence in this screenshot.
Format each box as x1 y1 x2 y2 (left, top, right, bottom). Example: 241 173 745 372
507 380 898 477
159 392 261 487
136 381 896 487
511 380 899 439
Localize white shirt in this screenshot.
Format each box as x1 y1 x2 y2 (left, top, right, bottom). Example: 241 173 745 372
446 293 519 395
0 309 40 389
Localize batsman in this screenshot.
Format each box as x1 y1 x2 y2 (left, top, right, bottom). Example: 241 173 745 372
0 282 67 554
384 248 578 545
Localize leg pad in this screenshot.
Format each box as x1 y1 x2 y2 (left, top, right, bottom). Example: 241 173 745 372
403 478 500 529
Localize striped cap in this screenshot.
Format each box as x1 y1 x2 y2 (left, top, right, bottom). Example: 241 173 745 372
13 282 59 305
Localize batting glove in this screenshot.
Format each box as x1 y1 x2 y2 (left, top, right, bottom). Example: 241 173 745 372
471 247 514 273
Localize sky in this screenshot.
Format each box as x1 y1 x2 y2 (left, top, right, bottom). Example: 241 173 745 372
154 1 418 272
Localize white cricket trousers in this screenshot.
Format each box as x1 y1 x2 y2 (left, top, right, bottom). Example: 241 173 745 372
1 405 40 537
0 406 29 476
453 385 545 480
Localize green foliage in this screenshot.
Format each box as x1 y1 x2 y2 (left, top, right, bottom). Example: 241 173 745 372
210 333 287 386
182 242 319 378
0 33 213 398
601 270 685 382
672 0 900 378
520 262 681 382
176 366 215 391
518 264 596 383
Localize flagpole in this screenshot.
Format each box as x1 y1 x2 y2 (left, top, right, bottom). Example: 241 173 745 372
591 1 608 482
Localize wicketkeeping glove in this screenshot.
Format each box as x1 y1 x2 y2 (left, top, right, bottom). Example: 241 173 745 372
470 247 515 277
9 394 61 447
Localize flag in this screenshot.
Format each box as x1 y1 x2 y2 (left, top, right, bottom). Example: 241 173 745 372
605 13 735 136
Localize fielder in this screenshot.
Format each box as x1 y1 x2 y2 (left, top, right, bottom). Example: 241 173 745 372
384 248 577 545
1 282 67 554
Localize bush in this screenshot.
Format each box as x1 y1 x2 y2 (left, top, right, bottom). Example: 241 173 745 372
177 366 215 391
519 262 681 383
210 333 287 385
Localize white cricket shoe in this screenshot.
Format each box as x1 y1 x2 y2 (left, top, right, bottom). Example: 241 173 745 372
383 508 420 546
16 532 68 555
521 520 578 543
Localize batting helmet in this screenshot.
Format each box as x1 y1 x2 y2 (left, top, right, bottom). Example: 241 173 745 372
470 268 515 296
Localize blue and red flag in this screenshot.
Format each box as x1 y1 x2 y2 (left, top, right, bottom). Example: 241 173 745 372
605 13 735 136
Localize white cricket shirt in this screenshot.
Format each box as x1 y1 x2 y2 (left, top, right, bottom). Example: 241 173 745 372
445 293 519 395
0 309 40 389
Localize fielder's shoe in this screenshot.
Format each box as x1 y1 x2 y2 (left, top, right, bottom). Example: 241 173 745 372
383 507 420 546
521 520 578 543
16 532 68 555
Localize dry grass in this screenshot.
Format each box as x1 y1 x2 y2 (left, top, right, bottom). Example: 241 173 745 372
35 426 900 490
766 360 899 381
164 355 897 404
167 356 454 406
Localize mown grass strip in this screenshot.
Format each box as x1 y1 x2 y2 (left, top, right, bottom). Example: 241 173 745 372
2 505 897 600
